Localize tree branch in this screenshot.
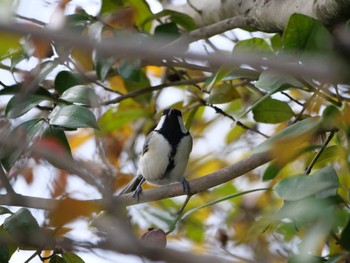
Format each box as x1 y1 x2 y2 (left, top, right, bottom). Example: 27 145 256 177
0 151 273 210
102 77 208 105
0 22 343 83
164 0 350 32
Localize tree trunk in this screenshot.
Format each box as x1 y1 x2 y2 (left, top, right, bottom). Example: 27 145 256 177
163 0 350 32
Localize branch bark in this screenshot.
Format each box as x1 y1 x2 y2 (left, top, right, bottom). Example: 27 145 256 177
0 151 273 210
0 22 343 83
164 0 350 32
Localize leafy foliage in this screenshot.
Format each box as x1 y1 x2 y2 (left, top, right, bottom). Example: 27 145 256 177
0 1 349 263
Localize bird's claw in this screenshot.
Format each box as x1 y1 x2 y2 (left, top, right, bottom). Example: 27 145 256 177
132 185 143 202
181 178 191 195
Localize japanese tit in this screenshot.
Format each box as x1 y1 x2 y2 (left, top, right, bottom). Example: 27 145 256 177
120 108 192 197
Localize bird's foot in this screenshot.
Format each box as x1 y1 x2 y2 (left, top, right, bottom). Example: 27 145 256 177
132 185 143 202
181 178 191 195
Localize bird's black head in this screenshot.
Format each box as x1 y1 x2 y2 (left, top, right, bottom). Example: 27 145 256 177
162 108 182 118
155 108 188 146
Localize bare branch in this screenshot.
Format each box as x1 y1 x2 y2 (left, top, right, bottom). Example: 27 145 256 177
0 22 344 83
0 151 273 210
0 165 16 194
102 77 208 105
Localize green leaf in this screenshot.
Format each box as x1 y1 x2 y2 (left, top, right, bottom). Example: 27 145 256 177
154 22 180 39
184 106 199 130
204 67 259 92
100 0 123 15
98 99 151 134
66 10 92 26
310 145 340 169
207 83 240 104
288 255 326 263
43 126 72 158
255 70 303 92
0 207 13 215
340 218 350 251
274 166 339 201
252 98 294 123
0 243 10 263
3 208 40 244
49 255 66 263
49 105 99 129
270 33 282 51
141 9 197 31
0 226 16 263
283 13 332 53
0 84 53 97
124 70 151 104
238 70 302 120
95 55 115 81
100 0 152 32
233 38 273 55
5 94 52 118
255 117 320 153
203 66 233 91
223 68 260 81
118 58 141 82
60 85 100 106
62 252 84 263
1 118 44 170
262 161 284 181
54 71 83 94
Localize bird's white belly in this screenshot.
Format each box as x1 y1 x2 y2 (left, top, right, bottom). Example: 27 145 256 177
138 132 192 186
138 134 170 185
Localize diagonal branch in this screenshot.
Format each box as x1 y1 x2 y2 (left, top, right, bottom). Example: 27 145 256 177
116 151 273 206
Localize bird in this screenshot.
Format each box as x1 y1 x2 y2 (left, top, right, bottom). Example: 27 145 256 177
120 108 193 198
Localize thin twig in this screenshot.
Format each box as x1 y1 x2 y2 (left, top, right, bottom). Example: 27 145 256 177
305 131 335 174
281 91 303 106
16 14 46 26
102 77 208 105
293 93 317 123
165 194 192 235
300 79 342 107
0 165 16 194
205 102 269 138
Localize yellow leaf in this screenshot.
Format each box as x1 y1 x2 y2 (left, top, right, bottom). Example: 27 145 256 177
147 66 165 77
71 48 93 71
41 250 52 263
194 158 227 177
108 75 127 94
0 31 21 58
67 129 93 150
226 125 246 143
108 125 133 167
271 132 313 164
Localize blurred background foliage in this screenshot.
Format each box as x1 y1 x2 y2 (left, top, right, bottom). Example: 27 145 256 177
0 0 350 262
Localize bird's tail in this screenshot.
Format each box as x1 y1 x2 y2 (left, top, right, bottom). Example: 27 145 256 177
119 174 144 195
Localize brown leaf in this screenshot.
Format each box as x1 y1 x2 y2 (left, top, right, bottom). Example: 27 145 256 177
51 171 68 198
102 7 136 29
48 198 98 228
29 36 53 59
